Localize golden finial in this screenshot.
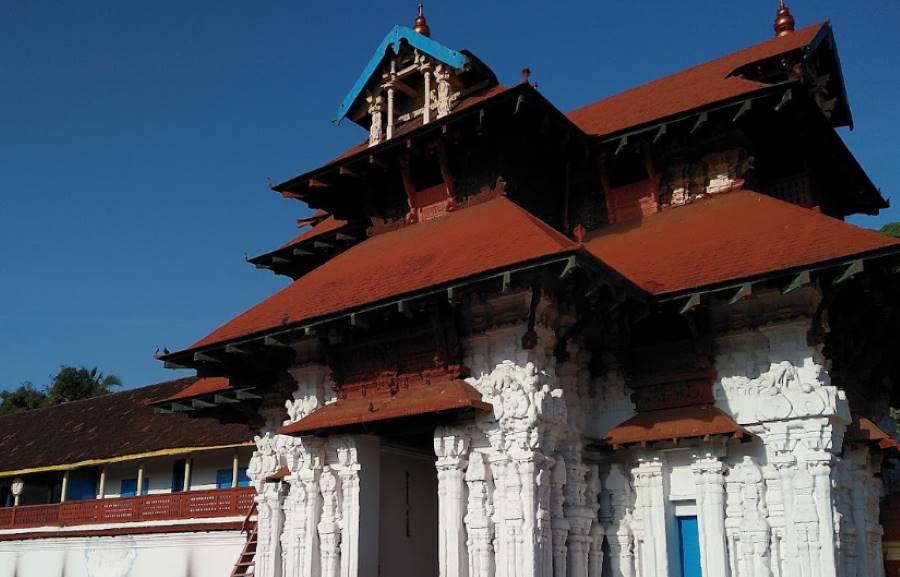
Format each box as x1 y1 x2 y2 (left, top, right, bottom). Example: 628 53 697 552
774 0 796 37
413 4 431 37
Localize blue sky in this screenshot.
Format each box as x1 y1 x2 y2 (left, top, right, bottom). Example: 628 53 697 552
1 0 898 391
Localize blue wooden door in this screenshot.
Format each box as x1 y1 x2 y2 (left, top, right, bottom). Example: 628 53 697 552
678 516 702 577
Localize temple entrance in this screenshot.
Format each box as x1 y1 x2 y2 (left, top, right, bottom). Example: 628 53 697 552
377 434 439 577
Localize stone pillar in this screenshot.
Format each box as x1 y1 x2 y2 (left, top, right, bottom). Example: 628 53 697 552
465 451 494 577
318 466 342 577
334 436 380 577
299 448 324 577
515 450 550 577
632 457 667 577
386 84 395 140
420 60 433 125
436 428 471 577
282 438 325 577
692 452 728 577
549 457 569 577
793 467 820 577
281 473 308 577
256 482 286 577
604 464 634 577
586 466 604 577
367 94 384 147
809 455 837 577
248 433 284 577
564 453 593 577
435 64 451 118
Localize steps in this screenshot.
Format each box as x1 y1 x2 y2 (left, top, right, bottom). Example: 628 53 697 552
230 501 258 577
230 527 258 577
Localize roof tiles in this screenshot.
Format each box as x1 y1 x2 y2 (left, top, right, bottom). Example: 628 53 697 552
188 196 577 350
0 378 252 474
567 23 826 137
583 189 900 296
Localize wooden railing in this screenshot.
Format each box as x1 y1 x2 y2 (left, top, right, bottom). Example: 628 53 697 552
0 487 255 531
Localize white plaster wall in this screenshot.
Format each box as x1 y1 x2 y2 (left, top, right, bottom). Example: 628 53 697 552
0 531 244 577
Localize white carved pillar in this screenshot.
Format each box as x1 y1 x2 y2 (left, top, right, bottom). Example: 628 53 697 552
300 441 325 577
248 433 285 577
564 451 593 577
318 466 342 577
550 457 569 577
435 428 471 577
809 455 837 577
692 452 728 577
604 464 634 577
282 469 308 577
515 450 550 577
367 94 384 147
465 451 495 577
793 467 819 577
420 60 433 125
435 64 451 118
332 436 379 577
282 438 325 577
586 466 604 577
632 457 667 577
491 455 513 577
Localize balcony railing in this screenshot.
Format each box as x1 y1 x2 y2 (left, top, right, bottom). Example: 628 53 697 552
0 487 255 531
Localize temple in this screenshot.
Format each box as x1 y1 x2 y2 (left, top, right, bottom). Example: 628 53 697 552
3 4 900 577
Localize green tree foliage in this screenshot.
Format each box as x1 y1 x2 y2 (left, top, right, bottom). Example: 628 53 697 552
0 383 48 415
46 366 122 405
880 222 900 238
0 366 122 415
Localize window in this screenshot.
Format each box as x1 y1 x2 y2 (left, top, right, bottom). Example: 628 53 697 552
120 478 149 497
216 467 250 489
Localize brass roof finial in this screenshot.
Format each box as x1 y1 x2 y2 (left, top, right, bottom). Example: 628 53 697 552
774 0 796 37
413 4 431 37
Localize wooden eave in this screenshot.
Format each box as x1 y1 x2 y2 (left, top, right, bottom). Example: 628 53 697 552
659 245 900 314
247 221 366 280
159 251 592 369
273 83 591 212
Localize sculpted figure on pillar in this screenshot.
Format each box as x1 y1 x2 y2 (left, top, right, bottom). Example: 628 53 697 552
367 93 384 147
465 451 495 577
434 64 452 118
603 464 635 577
586 465 604 577
549 457 568 577
318 466 342 577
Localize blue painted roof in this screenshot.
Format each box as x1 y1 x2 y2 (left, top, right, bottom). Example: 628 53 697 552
335 26 469 123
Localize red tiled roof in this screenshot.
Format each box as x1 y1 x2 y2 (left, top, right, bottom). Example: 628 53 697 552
567 23 826 137
603 405 745 448
155 376 232 403
277 379 490 436
187 196 577 350
0 378 252 474
583 189 900 296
